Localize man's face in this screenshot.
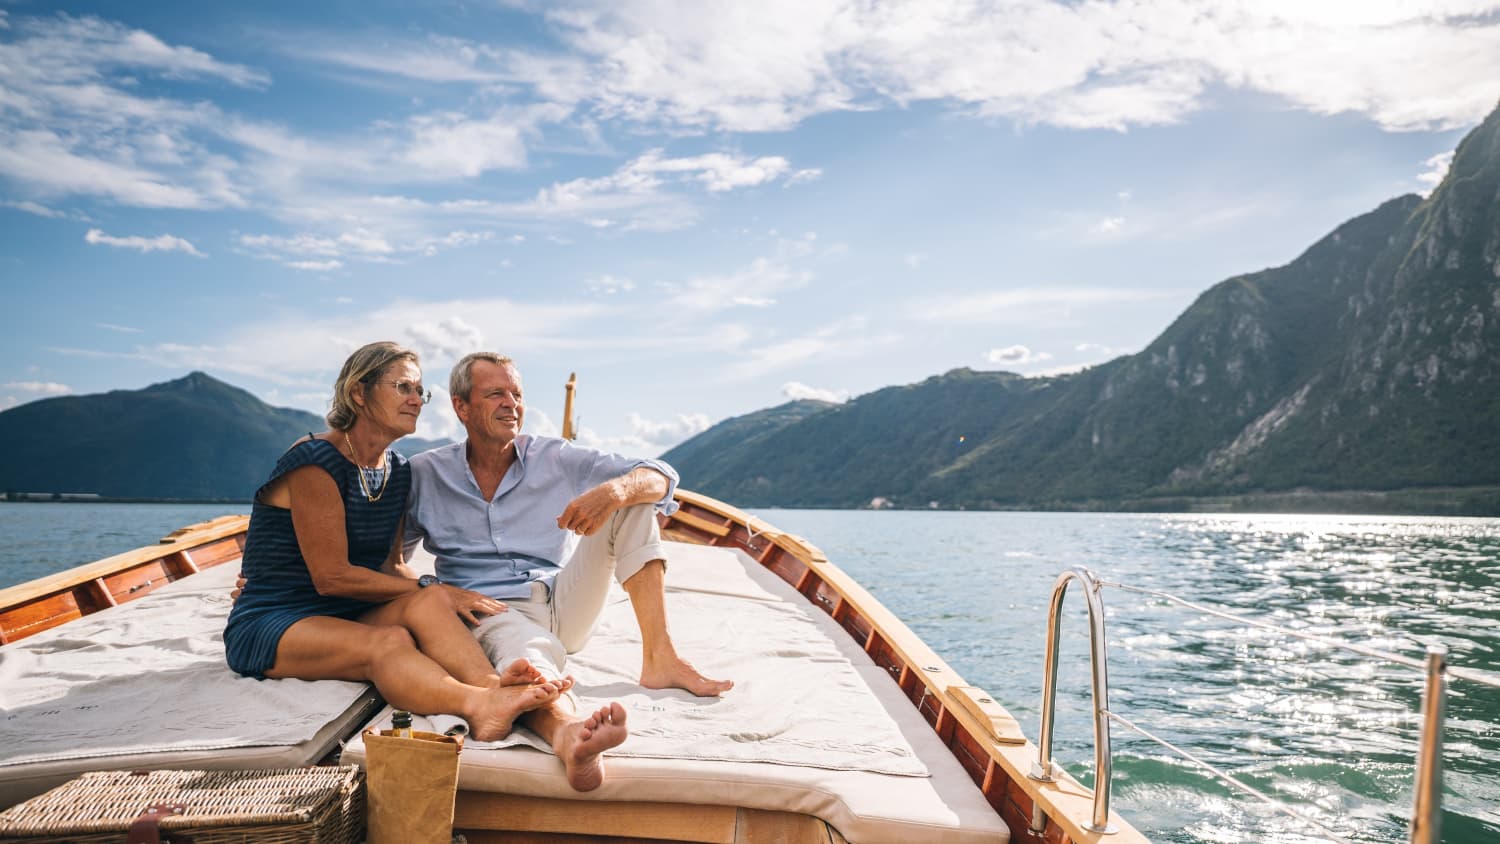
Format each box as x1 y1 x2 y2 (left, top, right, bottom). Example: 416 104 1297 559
454 359 525 448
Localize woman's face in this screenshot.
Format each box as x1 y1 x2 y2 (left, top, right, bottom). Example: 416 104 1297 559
359 358 424 437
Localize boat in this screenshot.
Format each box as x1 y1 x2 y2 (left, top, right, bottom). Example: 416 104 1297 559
0 488 1151 842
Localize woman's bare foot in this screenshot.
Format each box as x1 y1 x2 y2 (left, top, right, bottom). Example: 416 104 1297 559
555 702 629 791
641 653 733 697
494 658 544 687
467 680 561 742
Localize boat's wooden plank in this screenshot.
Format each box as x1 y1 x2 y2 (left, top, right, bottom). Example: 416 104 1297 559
671 508 733 538
0 515 248 613
454 793 738 843
731 808 837 844
0 590 85 642
948 685 1026 745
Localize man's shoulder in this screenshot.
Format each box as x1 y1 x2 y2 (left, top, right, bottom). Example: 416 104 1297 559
409 441 464 473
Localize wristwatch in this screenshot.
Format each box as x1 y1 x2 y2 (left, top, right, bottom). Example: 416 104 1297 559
417 574 441 588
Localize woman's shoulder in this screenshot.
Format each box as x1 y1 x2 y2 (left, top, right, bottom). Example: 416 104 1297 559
275 435 343 471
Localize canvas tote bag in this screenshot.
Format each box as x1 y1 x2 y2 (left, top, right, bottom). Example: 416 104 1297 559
363 726 463 844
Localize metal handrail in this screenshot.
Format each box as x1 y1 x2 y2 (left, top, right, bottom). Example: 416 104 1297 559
1034 574 1494 843
1028 566 1116 834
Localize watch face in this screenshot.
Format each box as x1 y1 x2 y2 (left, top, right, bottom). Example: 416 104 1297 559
418 574 439 588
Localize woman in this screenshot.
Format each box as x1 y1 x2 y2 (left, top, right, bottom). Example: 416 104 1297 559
224 341 558 741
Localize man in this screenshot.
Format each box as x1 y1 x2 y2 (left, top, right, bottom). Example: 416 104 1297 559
403 352 732 790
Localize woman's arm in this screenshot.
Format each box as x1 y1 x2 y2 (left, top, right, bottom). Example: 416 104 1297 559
381 516 418 579
287 465 422 601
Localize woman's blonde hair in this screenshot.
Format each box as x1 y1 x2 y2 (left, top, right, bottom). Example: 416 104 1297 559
326 341 420 431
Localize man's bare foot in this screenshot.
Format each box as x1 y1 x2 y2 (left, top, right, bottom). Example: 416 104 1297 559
467 681 561 742
555 702 628 791
641 655 733 697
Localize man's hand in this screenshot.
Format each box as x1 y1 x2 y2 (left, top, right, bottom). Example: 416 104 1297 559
442 584 508 626
557 481 625 537
231 573 246 602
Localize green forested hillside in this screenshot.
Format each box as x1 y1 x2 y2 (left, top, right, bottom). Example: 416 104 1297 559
0 373 448 500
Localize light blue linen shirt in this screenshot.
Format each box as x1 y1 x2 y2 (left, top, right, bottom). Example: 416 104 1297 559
403 435 679 599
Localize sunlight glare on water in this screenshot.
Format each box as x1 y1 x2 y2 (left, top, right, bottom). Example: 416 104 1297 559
752 509 1500 844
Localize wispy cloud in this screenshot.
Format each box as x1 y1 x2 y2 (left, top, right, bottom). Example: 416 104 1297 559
285 259 343 272
917 286 1167 324
782 381 849 403
96 322 142 334
663 233 820 311
85 228 204 256
985 344 1054 367
1417 150 1455 196
1 381 71 394
586 275 636 295
3 200 63 218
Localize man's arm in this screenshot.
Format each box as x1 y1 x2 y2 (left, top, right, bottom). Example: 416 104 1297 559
556 466 670 536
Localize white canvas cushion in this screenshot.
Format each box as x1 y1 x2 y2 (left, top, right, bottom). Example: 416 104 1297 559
344 542 1008 843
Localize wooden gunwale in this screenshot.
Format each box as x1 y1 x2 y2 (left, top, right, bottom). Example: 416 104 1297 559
0 514 248 645
661 489 1150 844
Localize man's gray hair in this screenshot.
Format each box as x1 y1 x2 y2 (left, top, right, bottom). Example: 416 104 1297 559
450 352 515 401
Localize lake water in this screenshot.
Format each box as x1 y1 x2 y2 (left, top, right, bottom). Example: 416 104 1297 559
3 503 1498 843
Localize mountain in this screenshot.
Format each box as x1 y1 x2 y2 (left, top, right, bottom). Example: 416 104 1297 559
663 102 1500 512
0 373 450 500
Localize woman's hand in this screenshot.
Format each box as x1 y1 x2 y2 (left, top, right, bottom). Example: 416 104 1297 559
441 584 507 626
231 573 247 602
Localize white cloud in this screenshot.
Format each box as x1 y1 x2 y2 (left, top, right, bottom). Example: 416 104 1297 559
1417 150 1455 196
782 381 849 403
406 317 487 367
573 410 712 456
904 253 926 269
292 36 507 84
665 234 819 311
286 259 343 271
85 228 204 256
96 322 142 333
1076 342 1121 355
1093 216 1126 235
511 0 1500 133
1 381 71 394
586 275 636 295
917 286 1166 323
986 345 1054 366
402 111 531 178
2 199 63 218
723 316 894 380
627 411 713 446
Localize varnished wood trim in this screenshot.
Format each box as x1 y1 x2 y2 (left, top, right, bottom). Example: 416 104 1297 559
0 515 248 612
672 508 733 538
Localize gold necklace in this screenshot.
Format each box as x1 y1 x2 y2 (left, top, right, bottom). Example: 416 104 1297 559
343 431 390 503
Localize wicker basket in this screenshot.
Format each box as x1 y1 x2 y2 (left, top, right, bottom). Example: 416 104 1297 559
0 766 364 844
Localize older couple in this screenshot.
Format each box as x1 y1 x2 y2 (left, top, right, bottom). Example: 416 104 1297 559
223 342 728 791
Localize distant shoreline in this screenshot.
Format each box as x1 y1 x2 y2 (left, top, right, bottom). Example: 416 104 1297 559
6 485 1497 518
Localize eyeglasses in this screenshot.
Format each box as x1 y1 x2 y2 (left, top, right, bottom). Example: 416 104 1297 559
376 380 432 404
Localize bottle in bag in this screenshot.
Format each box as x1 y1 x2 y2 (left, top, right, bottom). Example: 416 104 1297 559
391 710 413 738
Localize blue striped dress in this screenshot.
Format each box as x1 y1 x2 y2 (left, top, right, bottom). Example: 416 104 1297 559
224 438 411 678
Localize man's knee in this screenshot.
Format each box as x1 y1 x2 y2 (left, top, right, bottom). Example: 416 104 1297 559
367 624 416 658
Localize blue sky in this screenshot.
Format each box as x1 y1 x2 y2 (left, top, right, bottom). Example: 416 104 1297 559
3 1 1499 455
